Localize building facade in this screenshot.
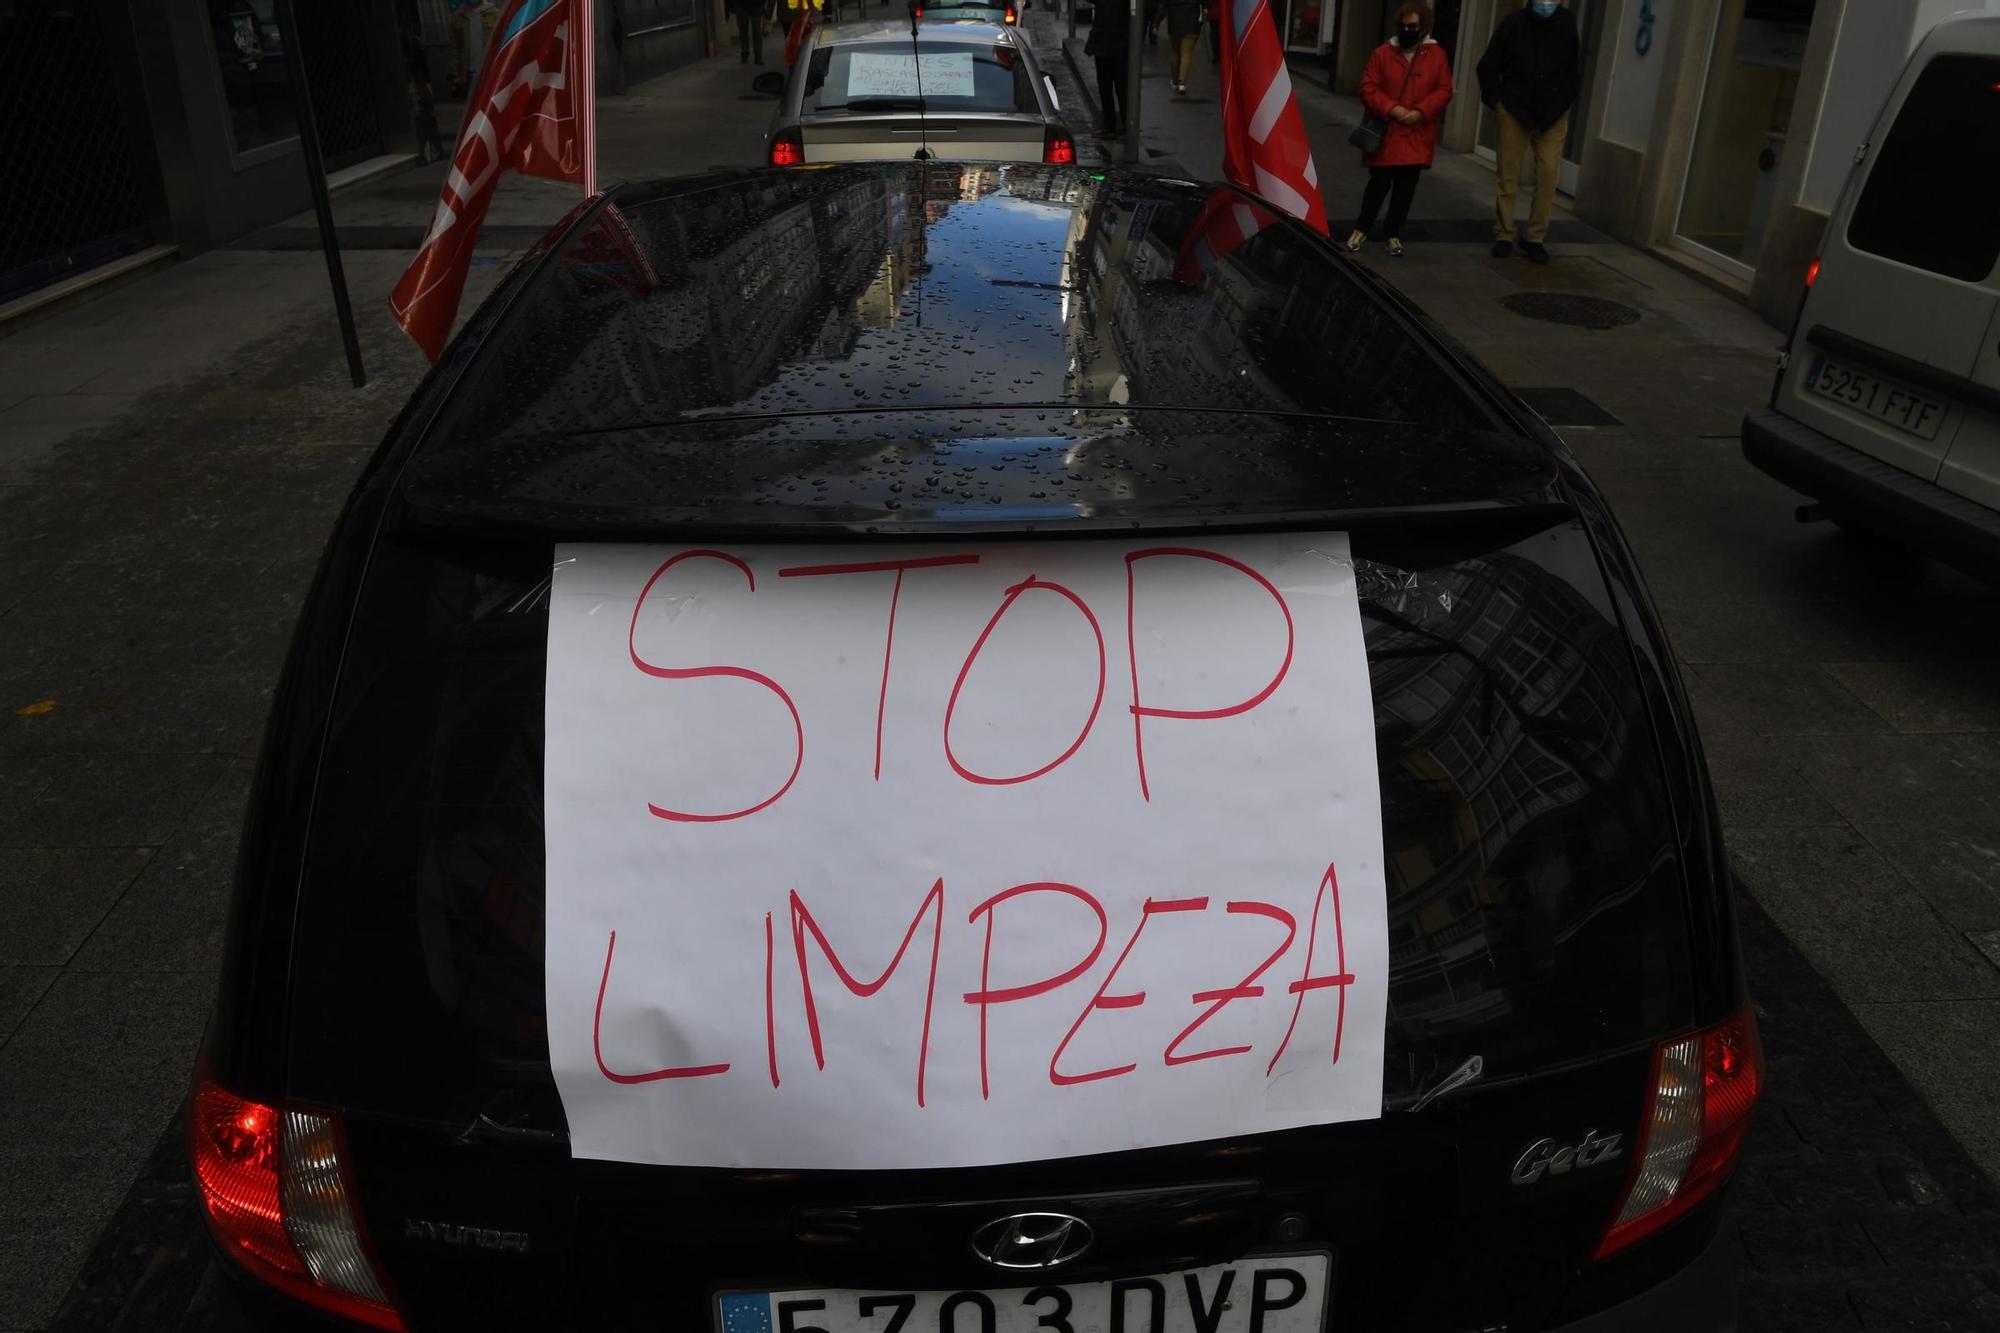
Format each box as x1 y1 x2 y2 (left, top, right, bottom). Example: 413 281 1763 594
3 0 716 307
1316 0 2000 327
4 0 417 304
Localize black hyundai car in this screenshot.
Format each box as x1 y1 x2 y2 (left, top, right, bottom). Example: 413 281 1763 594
191 162 1757 1333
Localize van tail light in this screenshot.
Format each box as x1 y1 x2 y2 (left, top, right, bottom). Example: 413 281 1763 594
1804 256 1821 289
1043 128 1076 164
1594 1007 1762 1259
770 128 805 166
1005 4 1018 22
191 1080 406 1331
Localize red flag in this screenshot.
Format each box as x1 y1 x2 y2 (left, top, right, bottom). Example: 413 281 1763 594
391 0 597 361
1217 0 1327 234
1173 188 1280 285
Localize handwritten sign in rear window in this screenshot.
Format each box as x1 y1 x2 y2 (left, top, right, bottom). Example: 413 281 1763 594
846 50 977 99
544 536 1388 1169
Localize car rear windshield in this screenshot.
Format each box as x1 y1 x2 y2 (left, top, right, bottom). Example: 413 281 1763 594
283 517 1694 1131
422 167 1508 456
1847 54 2000 283
802 41 1037 115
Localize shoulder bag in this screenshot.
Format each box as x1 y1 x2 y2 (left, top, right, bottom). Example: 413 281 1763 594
1348 49 1420 154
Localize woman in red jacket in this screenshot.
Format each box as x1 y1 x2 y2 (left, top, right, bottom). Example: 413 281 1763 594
1345 2 1453 257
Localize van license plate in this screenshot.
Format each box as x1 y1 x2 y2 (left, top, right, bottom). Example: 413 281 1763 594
1809 357 1947 440
716 1254 1330 1333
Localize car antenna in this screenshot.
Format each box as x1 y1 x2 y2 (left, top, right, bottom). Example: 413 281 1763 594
906 0 933 160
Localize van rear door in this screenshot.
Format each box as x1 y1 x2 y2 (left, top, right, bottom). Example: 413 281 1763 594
1776 34 2000 481
1936 292 2000 511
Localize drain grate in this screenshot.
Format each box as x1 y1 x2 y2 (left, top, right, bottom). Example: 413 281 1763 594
1499 292 1642 329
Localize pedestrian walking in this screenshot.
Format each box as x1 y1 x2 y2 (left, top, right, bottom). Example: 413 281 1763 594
1166 0 1202 93
1086 0 1130 137
731 0 768 62
1344 3 1452 258
1475 0 1580 263
403 26 447 163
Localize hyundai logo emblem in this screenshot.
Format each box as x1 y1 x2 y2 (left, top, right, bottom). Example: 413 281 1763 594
969 1212 1094 1270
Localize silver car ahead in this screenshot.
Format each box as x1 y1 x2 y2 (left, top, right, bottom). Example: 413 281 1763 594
766 19 1074 165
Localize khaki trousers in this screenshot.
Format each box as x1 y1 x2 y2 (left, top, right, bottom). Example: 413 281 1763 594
1494 106 1568 244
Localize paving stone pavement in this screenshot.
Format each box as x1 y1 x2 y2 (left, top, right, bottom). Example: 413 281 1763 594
5 24 2000 1330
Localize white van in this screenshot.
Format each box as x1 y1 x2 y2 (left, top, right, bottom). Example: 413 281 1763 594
1742 12 2000 579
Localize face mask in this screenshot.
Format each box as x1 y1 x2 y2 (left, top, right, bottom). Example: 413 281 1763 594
1396 26 1421 46
1531 1 1559 16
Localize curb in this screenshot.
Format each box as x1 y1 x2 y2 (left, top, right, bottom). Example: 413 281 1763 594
2 151 422 332
1060 37 1103 127
0 244 180 332
325 151 425 200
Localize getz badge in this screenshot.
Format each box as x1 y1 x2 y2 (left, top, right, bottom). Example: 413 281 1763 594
1511 1129 1625 1185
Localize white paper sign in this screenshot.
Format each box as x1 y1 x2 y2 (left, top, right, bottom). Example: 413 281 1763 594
544 536 1387 1169
846 50 978 99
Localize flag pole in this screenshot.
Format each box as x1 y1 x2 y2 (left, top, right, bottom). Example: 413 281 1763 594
1122 0 1143 163
271 0 366 387
578 0 599 194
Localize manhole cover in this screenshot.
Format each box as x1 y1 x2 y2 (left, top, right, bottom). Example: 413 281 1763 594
1499 292 1642 329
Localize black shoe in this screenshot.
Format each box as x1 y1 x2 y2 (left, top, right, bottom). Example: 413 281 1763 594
1491 238 1513 258
1521 240 1551 264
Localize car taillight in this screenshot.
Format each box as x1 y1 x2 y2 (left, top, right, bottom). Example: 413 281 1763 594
1004 5 1018 21
770 128 804 166
1043 128 1075 164
1804 256 1821 288
191 1080 405 1331
1595 1007 1761 1259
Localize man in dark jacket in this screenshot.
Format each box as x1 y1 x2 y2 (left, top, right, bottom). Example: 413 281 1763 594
730 0 768 64
1475 0 1579 263
1087 0 1132 136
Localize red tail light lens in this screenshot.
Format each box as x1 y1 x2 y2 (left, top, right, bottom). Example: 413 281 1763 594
1805 256 1821 288
191 1080 406 1331
1043 129 1076 165
1004 5 1018 21
1595 1007 1762 1258
770 129 805 166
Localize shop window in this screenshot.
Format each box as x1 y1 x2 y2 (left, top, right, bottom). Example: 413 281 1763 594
1846 54 2000 284
209 0 297 154
1675 0 1814 266
617 0 698 34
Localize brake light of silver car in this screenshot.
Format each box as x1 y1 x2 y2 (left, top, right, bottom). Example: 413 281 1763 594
191 1078 406 1331
1043 128 1076 164
1594 1006 1762 1258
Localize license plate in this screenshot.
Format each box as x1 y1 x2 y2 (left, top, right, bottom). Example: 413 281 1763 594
716 1254 1331 1333
1808 357 1948 440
